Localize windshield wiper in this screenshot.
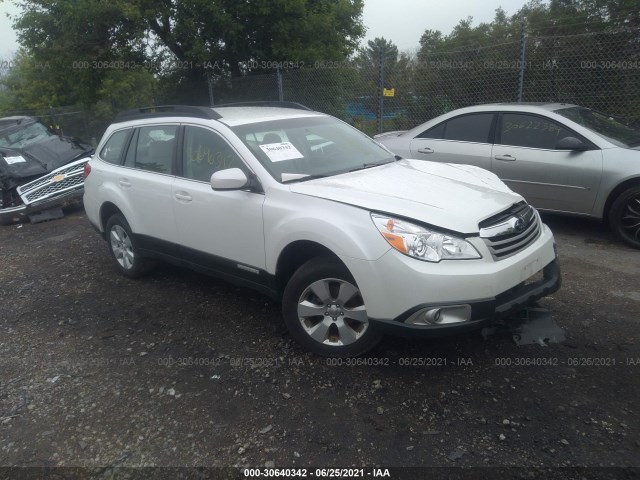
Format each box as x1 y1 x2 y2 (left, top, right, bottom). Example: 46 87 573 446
349 157 397 172
281 173 331 184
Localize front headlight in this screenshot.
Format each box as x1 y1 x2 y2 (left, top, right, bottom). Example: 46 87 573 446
371 213 481 262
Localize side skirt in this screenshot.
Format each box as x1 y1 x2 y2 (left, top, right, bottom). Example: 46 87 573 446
134 234 279 299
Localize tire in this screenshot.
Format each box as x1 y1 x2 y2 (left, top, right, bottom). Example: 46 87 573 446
105 213 152 278
610 185 640 249
282 256 383 357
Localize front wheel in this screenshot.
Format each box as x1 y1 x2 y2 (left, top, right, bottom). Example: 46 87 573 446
610 185 640 249
282 256 383 357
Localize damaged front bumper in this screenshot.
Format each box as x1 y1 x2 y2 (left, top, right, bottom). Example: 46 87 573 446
369 257 562 338
0 157 90 224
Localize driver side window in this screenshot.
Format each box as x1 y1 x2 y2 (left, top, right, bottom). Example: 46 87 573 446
182 127 244 182
499 113 576 150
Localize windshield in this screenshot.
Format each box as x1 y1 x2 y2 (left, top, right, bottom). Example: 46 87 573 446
554 107 640 148
230 116 395 182
0 121 54 149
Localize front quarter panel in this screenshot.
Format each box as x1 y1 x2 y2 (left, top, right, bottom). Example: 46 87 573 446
593 147 640 218
263 188 391 275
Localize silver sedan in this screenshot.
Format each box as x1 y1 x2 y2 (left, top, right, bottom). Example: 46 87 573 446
375 103 640 249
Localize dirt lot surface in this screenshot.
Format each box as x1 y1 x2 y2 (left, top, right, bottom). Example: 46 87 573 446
1 208 639 478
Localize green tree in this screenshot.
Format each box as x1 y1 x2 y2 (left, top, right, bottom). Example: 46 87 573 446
12 0 365 102
3 0 365 130
357 37 399 71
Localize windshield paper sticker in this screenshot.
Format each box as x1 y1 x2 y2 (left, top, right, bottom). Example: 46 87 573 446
259 142 304 162
4 156 27 165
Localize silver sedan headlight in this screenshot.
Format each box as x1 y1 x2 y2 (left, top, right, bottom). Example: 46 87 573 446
371 213 481 262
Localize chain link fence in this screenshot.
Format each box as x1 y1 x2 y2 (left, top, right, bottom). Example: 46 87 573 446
2 28 639 141
206 27 640 135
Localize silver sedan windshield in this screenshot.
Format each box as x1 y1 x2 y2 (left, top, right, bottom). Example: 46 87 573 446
555 107 640 148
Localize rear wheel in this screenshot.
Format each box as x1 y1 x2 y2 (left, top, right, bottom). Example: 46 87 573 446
282 256 382 357
105 213 152 278
610 185 640 249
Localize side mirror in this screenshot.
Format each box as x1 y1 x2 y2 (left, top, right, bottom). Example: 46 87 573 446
555 136 590 151
210 168 249 190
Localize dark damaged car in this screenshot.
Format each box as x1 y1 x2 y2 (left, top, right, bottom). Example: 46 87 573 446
0 116 94 224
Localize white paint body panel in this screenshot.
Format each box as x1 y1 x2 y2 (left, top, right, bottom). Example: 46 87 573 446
289 159 522 233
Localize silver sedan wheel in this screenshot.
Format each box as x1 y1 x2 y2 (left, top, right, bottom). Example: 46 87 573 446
110 225 135 270
622 194 640 241
297 277 369 346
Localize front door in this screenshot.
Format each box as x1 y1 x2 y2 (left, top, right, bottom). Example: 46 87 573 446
172 125 266 275
491 113 602 214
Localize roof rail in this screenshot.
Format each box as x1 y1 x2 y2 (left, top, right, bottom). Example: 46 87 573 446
113 105 221 123
212 101 312 111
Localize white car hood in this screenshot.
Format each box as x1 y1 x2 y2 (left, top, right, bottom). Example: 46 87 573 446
289 159 524 233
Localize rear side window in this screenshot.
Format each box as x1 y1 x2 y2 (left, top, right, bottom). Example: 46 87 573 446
499 113 573 149
124 125 177 174
416 113 494 143
100 129 130 164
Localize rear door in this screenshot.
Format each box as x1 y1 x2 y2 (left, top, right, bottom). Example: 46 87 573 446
409 112 496 170
118 124 180 247
491 112 602 214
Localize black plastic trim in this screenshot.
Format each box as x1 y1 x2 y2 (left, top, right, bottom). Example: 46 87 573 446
134 234 278 298
369 209 475 238
212 101 311 111
114 105 221 123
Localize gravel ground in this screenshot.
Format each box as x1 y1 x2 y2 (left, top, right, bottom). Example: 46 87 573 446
0 208 639 477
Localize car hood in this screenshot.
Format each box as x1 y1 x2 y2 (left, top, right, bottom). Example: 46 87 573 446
0 136 93 190
21 135 93 171
373 130 408 139
289 159 524 234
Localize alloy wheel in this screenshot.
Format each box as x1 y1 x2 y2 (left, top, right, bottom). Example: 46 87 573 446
297 277 369 346
110 225 135 270
621 193 640 241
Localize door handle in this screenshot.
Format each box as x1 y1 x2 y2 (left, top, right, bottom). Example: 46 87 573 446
494 154 516 161
174 192 192 202
417 147 434 154
118 179 131 188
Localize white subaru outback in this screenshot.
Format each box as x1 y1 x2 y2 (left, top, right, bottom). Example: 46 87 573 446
83 103 560 357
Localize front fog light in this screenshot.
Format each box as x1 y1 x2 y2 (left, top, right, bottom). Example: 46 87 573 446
405 305 471 325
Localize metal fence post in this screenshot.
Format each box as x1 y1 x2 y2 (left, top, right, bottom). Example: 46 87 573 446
49 106 61 135
377 49 385 134
207 72 215 106
277 68 284 101
517 18 527 102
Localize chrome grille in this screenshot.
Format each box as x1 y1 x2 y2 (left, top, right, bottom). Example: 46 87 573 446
17 158 89 205
479 204 541 260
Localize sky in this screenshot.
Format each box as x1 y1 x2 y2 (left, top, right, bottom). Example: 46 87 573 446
362 0 529 51
0 0 532 59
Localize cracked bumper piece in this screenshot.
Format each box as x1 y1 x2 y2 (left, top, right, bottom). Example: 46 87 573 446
368 258 561 338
